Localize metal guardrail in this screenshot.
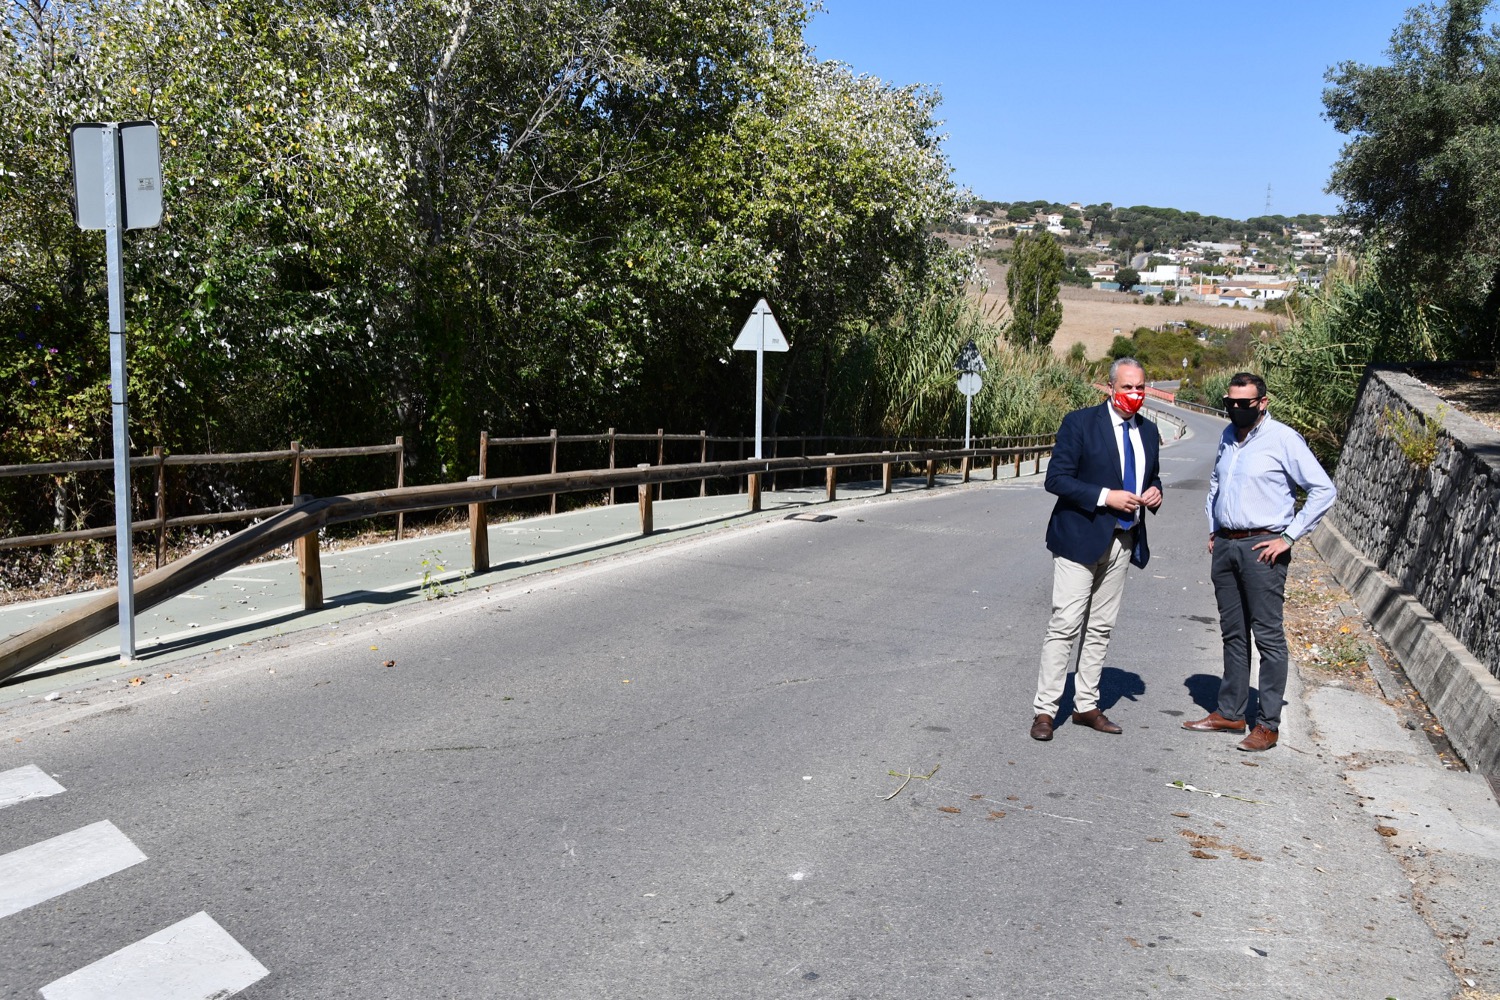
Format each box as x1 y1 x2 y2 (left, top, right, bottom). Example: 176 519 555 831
0 440 1054 684
1169 399 1229 418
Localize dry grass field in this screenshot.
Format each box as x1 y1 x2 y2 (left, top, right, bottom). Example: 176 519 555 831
968 248 1283 360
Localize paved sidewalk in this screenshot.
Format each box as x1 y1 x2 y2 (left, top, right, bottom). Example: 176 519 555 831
0 466 1041 702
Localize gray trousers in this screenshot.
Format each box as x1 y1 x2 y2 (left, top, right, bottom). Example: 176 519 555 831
1210 535 1291 730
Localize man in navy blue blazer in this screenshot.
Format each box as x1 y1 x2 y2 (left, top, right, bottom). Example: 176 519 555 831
1030 357 1163 741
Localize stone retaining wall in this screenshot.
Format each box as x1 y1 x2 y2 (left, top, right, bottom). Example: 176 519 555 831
1316 366 1500 779
1329 368 1500 680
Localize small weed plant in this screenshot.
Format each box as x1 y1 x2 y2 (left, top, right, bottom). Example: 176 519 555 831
419 549 466 600
1381 403 1446 468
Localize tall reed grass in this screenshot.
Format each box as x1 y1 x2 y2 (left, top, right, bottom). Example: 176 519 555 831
831 295 1098 440
1253 255 1457 462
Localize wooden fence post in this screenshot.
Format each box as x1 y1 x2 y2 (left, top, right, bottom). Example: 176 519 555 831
637 464 653 535
748 472 761 512
961 456 971 483
607 427 616 505
1014 450 1022 477
825 455 837 502
153 446 167 568
290 440 302 496
991 452 999 480
549 429 560 515
293 494 323 611
699 430 708 497
926 459 937 489
394 436 406 541
468 475 490 573
656 428 665 501
882 452 892 494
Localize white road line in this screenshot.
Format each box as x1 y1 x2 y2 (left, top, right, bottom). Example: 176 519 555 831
0 820 146 919
0 764 65 809
40 911 269 1000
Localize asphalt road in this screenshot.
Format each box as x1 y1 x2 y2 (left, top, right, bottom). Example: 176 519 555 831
0 408 1457 998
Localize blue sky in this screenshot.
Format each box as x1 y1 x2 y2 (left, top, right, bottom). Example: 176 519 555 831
803 1 1422 220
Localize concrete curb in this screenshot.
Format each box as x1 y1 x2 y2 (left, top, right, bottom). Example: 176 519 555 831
1312 519 1500 784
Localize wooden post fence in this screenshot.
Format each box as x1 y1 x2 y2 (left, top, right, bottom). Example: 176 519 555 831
153 446 167 567
394 436 406 540
468 475 490 573
699 431 708 498
637 465 653 534
293 495 323 610
549 429 560 515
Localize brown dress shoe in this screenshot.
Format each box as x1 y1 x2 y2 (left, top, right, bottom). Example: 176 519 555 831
1072 709 1123 734
1238 725 1279 752
1030 714 1054 741
1182 711 1247 733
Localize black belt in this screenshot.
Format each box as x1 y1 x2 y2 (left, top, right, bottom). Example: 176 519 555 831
1215 527 1276 540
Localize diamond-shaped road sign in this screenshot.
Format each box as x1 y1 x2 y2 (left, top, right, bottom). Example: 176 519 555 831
732 298 789 352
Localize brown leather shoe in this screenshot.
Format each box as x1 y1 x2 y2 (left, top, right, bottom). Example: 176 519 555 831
1182 711 1247 733
1072 709 1123 734
1030 714 1054 741
1238 725 1278 752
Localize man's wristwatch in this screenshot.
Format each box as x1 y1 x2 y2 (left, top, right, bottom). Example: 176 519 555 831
1280 532 1295 546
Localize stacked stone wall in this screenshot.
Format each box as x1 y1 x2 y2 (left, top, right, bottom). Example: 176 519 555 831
1329 368 1500 681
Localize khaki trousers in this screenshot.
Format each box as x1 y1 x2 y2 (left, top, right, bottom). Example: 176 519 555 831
1033 529 1134 717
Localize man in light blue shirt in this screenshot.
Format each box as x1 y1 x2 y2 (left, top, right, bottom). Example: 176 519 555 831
1184 372 1336 751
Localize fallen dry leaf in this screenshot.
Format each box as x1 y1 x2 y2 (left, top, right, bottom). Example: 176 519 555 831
1006 795 1019 801
1125 936 1143 948
128 676 144 687
1171 811 1190 818
1146 837 1164 843
1376 825 1398 837
969 794 984 800
987 810 1006 820
1189 849 1219 859
1180 828 1262 862
938 806 961 815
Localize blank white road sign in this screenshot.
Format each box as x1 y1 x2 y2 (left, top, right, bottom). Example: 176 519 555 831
70 121 163 230
732 298 789 352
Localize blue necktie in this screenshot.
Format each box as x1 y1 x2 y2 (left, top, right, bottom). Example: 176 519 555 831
1118 420 1136 530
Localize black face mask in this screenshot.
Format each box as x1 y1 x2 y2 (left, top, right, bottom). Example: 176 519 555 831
1228 406 1261 430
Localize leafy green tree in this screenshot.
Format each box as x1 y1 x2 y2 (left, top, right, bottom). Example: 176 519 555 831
1323 0 1500 356
1116 266 1140 292
1004 230 1063 348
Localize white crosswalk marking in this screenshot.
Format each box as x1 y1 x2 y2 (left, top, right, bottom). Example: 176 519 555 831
0 772 272 995
39 911 270 1000
0 820 146 919
0 764 65 808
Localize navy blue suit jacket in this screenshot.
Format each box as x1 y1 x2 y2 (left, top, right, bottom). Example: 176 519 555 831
1044 402 1163 568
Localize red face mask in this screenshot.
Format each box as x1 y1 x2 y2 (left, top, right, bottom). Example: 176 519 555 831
1112 389 1145 416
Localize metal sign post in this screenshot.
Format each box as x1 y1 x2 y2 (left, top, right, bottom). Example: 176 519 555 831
954 339 987 450
70 120 163 663
731 298 789 459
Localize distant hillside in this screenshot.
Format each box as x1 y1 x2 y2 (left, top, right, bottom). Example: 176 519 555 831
972 199 1328 254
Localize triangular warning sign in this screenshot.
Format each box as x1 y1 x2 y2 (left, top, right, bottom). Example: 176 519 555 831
732 298 789 352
